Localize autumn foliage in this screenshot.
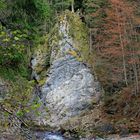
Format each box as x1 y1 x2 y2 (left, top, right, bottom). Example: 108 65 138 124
89 0 140 94
83 0 140 130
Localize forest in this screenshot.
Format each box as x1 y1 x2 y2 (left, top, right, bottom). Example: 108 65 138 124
0 0 140 140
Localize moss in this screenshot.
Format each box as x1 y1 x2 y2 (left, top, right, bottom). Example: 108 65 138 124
31 34 51 82
74 127 87 137
38 79 46 86
0 76 36 134
0 66 29 82
48 24 61 55
46 10 90 63
65 11 90 62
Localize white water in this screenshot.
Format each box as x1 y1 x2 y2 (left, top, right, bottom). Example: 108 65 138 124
34 131 66 140
43 133 64 140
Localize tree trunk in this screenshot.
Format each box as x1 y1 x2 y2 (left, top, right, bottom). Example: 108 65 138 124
116 7 128 86
71 0 74 12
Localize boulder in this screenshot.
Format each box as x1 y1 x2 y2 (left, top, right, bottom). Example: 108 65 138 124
32 17 102 129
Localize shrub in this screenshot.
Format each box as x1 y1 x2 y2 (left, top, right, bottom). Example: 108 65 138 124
0 25 27 67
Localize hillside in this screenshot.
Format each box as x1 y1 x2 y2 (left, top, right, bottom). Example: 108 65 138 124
0 0 140 140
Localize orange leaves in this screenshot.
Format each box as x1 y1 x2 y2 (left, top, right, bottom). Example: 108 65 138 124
90 10 100 17
110 0 121 5
128 58 140 64
93 0 140 92
134 17 140 24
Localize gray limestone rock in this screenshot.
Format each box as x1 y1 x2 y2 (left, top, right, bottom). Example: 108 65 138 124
33 18 102 127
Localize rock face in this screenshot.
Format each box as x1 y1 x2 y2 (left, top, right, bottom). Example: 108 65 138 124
42 56 100 126
33 16 102 127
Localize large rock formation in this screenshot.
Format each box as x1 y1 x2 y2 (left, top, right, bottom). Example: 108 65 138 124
31 15 102 129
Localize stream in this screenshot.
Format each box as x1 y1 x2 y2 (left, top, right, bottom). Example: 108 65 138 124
34 131 66 140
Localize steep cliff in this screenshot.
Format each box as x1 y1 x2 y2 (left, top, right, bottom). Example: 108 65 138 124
0 1 140 138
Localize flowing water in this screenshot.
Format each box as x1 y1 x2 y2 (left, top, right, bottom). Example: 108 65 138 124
34 131 66 140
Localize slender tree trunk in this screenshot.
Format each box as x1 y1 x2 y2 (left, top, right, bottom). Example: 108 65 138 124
71 0 74 12
89 28 92 55
129 18 139 93
116 7 128 86
62 0 64 11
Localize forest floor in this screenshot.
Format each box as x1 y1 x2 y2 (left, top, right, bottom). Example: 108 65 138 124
103 90 140 136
